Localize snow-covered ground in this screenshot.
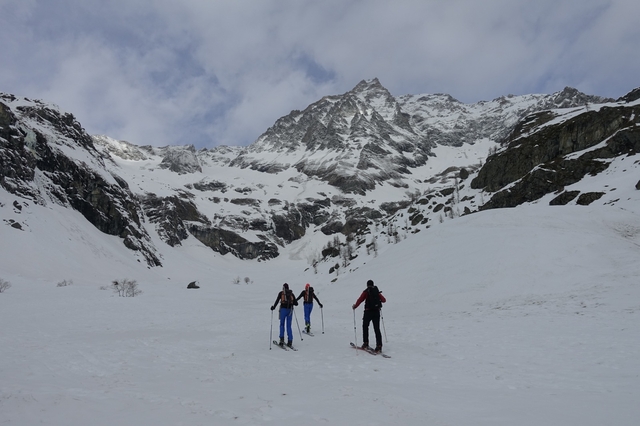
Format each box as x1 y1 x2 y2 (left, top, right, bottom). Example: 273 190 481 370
2 185 639 425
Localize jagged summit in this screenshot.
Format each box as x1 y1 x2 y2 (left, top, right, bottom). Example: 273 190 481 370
550 86 613 108
230 79 611 193
349 78 392 101
618 87 640 103
351 77 383 92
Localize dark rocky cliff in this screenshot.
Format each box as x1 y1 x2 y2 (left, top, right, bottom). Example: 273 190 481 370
472 102 640 209
0 95 161 266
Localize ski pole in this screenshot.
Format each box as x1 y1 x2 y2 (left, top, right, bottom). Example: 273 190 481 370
321 306 325 334
270 309 274 350
353 308 358 353
292 306 303 341
381 308 387 343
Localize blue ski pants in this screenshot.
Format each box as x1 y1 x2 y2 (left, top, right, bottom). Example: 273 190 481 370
303 302 313 326
279 307 293 341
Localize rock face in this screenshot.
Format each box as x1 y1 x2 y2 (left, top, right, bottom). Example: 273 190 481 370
549 191 580 206
472 102 640 209
0 94 161 266
618 87 640 103
187 225 279 261
158 145 202 174
142 193 210 247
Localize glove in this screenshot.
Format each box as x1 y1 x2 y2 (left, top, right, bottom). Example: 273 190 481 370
270 305 275 311
294 301 298 306
352 304 356 310
319 303 323 308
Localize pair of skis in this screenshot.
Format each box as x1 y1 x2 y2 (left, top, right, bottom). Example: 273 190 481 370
271 329 313 351
273 340 298 351
350 342 391 358
272 341 390 358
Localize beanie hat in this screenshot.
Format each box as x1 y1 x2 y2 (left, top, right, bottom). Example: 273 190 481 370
367 279 374 287
283 283 289 290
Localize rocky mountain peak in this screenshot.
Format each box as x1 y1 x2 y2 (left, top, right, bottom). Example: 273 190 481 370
351 77 384 93
227 79 624 194
550 86 613 108
618 87 640 103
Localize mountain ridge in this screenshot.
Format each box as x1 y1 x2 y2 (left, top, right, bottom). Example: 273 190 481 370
1 81 638 269
229 79 613 194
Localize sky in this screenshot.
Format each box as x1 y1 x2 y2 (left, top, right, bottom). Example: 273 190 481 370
1 0 639 149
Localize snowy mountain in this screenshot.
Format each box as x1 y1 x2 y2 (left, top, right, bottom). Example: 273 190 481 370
230 79 611 194
1 82 640 425
0 80 637 269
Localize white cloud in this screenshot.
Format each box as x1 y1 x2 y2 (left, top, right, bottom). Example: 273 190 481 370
1 0 639 148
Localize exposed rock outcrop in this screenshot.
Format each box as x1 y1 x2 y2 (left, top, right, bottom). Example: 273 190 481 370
0 95 161 266
473 104 640 209
142 193 210 247
158 145 202 174
188 225 279 260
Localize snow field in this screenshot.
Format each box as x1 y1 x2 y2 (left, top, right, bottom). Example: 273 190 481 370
2 198 640 425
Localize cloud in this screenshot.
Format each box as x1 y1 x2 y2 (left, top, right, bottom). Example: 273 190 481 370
1 0 639 148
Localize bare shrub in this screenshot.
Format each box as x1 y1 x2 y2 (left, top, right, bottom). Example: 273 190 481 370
112 279 142 297
0 278 11 293
56 279 73 287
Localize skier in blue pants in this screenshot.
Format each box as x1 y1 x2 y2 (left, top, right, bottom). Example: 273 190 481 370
271 283 298 347
296 283 323 333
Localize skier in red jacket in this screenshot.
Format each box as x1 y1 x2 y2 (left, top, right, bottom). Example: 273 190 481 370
352 279 386 353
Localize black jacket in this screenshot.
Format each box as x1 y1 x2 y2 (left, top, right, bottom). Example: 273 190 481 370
272 290 298 309
297 287 321 305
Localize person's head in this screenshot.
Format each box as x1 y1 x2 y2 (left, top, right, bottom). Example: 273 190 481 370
283 283 289 291
305 283 310 290
367 279 374 287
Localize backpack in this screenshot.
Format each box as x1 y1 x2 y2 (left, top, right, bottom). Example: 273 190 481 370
304 287 314 302
281 290 294 306
365 286 382 310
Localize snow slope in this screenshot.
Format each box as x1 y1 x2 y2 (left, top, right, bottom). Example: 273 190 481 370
2 184 639 425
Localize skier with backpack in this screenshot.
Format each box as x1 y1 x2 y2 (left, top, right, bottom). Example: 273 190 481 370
296 283 323 334
352 279 386 353
271 283 298 348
